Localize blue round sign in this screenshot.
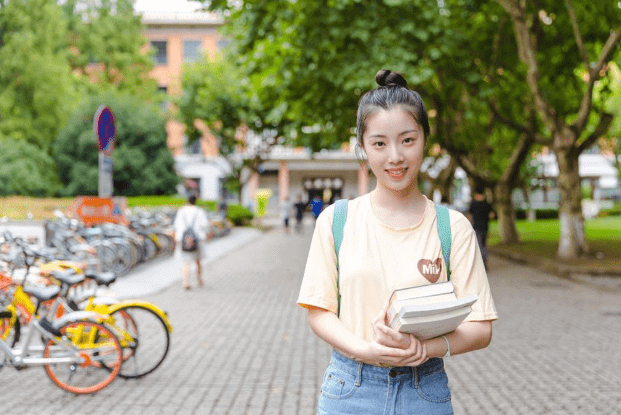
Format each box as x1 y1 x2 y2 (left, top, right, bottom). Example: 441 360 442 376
94 105 116 155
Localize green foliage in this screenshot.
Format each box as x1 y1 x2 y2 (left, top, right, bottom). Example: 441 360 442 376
0 0 75 150
226 204 254 226
61 0 158 100
53 91 179 196
0 140 61 197
598 204 621 217
177 54 283 202
177 55 250 154
514 208 559 220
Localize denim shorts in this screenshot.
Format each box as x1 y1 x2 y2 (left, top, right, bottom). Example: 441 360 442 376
317 350 453 415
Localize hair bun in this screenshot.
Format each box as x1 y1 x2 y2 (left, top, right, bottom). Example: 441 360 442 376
375 69 407 88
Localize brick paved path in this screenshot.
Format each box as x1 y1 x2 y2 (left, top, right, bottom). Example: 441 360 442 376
2 226 621 414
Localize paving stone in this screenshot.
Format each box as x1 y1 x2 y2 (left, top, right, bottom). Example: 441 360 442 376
2 225 621 414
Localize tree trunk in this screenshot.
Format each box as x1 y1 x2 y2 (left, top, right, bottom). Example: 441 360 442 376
555 146 589 259
494 181 520 244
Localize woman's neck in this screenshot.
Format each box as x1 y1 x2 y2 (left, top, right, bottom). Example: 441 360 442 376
370 186 427 227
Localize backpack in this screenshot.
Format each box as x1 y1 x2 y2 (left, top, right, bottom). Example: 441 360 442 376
181 211 199 252
332 199 452 316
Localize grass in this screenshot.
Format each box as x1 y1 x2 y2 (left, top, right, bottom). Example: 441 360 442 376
0 196 74 221
0 195 219 221
2 196 619 271
488 216 621 272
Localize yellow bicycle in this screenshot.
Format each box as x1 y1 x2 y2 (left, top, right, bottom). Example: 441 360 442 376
39 261 173 379
1 272 123 394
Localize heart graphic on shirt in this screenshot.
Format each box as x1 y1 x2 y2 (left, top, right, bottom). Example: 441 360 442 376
417 258 443 283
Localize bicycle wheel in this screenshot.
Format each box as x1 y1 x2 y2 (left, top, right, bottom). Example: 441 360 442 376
109 305 170 378
44 320 122 394
109 240 133 276
0 310 18 371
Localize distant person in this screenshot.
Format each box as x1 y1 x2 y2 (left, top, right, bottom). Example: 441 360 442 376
219 200 228 215
468 186 495 270
173 194 210 290
294 194 306 233
281 196 292 234
310 195 323 222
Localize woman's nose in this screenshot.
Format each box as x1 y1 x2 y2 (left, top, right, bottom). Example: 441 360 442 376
388 143 404 163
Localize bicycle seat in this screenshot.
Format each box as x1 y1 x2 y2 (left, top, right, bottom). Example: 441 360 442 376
23 285 61 302
84 270 116 286
50 270 84 286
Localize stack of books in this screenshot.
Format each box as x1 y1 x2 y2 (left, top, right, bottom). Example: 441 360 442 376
386 281 478 340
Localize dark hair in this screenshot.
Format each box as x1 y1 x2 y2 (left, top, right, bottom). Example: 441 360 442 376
356 69 430 156
188 194 197 205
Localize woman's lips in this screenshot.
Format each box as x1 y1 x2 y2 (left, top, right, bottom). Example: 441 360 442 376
387 168 407 180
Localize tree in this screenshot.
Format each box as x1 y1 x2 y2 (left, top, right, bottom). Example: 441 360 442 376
0 0 75 150
494 0 621 258
53 91 178 196
176 55 281 203
205 0 536 243
0 140 61 197
61 0 158 99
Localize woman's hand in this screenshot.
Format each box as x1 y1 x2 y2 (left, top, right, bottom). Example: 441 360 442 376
394 334 428 366
372 301 411 349
370 302 429 367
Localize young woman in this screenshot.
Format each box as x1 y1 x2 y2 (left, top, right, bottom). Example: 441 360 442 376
297 69 498 414
173 194 210 290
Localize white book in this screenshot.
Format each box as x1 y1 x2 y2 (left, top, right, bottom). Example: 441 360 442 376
396 295 478 319
391 305 474 340
386 281 458 324
387 292 458 327
388 281 454 304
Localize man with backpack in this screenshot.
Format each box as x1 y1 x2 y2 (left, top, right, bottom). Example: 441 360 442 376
174 194 210 290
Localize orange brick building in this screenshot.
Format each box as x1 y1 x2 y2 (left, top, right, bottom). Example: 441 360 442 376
140 11 373 213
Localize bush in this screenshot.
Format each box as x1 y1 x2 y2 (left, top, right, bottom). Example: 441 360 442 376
53 91 179 196
0 140 62 197
598 204 621 217
226 204 254 226
515 208 559 220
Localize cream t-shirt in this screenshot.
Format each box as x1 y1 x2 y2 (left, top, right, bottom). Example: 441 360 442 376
297 193 498 343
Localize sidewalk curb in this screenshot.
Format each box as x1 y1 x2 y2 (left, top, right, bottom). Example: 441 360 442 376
112 227 265 299
489 246 621 292
489 246 621 276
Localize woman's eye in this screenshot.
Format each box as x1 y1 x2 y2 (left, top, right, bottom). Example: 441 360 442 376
404 137 414 143
374 142 385 147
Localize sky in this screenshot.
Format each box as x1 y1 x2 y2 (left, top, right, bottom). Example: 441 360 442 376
133 0 204 13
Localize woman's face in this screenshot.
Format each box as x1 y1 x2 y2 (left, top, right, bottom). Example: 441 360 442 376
362 107 425 195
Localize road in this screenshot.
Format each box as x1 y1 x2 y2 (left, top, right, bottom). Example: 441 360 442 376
1 222 621 414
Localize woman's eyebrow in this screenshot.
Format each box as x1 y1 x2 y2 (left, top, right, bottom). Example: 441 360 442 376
368 129 419 139
398 129 419 136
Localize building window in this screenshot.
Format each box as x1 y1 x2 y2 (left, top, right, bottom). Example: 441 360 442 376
187 138 202 155
151 41 167 65
217 38 231 50
183 39 202 62
158 86 169 111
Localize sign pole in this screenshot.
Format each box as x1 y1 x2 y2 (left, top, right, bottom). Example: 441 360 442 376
94 105 116 198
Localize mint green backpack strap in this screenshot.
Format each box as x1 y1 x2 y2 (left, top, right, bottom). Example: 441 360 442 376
332 199 348 316
435 203 452 281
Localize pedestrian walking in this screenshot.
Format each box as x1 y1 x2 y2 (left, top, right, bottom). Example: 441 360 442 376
467 186 495 270
173 194 210 290
310 195 323 222
294 194 306 233
281 196 292 234
297 69 498 414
